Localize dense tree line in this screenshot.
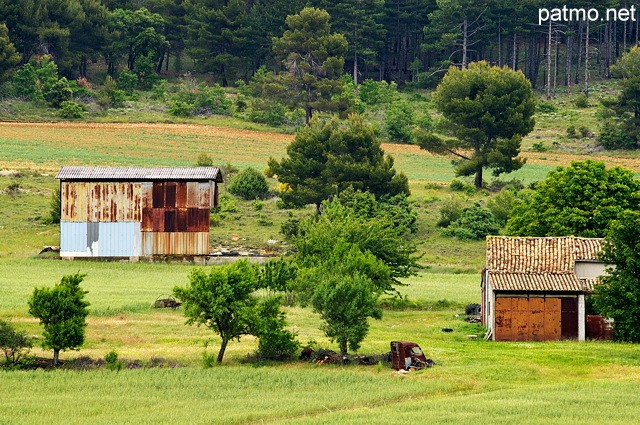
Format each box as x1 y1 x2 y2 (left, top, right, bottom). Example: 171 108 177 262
1 0 639 88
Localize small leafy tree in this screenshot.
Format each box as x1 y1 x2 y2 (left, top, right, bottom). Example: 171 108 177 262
0 24 20 83
251 296 299 360
0 320 32 366
227 167 270 200
416 61 536 188
442 204 501 240
298 242 385 358
28 273 90 365
593 210 640 342
268 114 409 210
505 160 640 237
385 100 415 144
173 260 258 364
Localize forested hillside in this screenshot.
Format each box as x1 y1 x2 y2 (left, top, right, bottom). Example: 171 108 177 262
1 0 638 89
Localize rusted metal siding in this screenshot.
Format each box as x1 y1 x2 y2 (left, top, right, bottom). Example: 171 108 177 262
61 182 143 222
586 315 615 340
495 296 562 342
60 222 141 257
141 232 209 255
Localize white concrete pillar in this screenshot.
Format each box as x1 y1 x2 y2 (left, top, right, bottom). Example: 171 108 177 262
578 294 586 341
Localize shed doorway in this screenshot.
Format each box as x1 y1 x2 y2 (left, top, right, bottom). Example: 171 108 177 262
495 296 579 342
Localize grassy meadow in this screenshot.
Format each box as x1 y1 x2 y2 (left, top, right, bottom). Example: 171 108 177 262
2 110 640 423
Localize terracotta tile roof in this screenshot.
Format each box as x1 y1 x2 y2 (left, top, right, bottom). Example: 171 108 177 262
486 236 603 273
56 166 223 182
486 237 603 293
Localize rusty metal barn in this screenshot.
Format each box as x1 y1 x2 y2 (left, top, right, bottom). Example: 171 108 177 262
56 166 223 259
482 236 609 342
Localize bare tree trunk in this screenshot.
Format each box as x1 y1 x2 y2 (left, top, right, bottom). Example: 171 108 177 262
547 19 552 99
585 19 590 97
53 348 60 366
462 18 468 69
474 166 483 189
498 18 502 67
512 29 517 70
565 32 572 91
353 52 358 85
575 20 584 84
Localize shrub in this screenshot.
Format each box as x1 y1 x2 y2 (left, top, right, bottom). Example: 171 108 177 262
167 100 193 117
228 167 270 200
0 319 32 365
195 153 214 167
280 218 301 240
598 121 636 149
105 350 123 371
532 142 548 152
252 296 299 360
58 101 86 119
385 100 415 144
359 79 400 105
253 201 263 211
46 77 73 107
574 93 589 108
567 125 577 138
579 126 593 138
247 98 286 126
442 204 501 240
536 101 557 113
437 196 464 227
487 189 516 226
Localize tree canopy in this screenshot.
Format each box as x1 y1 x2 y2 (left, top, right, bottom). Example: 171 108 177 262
268 114 409 210
505 160 640 237
28 272 90 365
593 210 640 342
416 61 535 188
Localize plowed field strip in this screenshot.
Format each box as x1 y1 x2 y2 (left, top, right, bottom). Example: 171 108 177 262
2 122 639 182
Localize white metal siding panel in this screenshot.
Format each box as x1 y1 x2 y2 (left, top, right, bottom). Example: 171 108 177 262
60 222 89 257
97 222 141 256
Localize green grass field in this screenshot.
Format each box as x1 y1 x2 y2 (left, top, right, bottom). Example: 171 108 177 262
2 114 640 424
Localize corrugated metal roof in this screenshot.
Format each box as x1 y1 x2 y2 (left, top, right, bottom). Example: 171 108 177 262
56 166 223 182
486 236 603 273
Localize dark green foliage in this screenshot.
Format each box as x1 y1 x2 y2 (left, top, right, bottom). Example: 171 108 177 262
416 62 535 188
0 24 21 82
105 350 123 371
505 160 640 237
536 101 558 113
251 296 299 360
268 114 409 209
280 218 300 241
173 260 259 364
593 210 640 342
270 7 349 124
598 121 637 149
44 187 61 224
28 273 90 366
58 101 86 119
0 319 32 365
167 100 193 117
171 81 232 116
227 167 270 200
598 46 640 150
442 204 500 240
385 100 415 144
12 55 59 103
97 76 126 108
359 79 399 105
247 98 287 126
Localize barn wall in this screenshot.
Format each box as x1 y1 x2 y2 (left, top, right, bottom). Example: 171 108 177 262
494 295 584 342
60 180 214 257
